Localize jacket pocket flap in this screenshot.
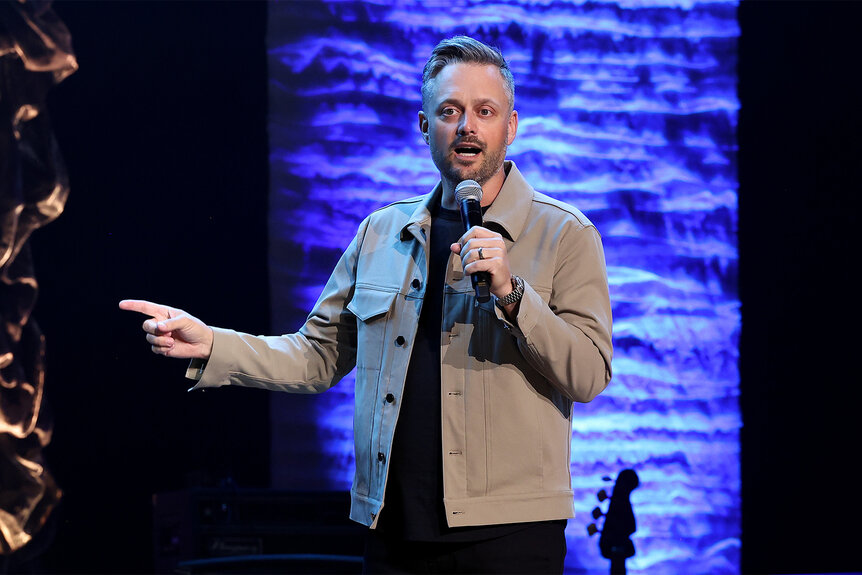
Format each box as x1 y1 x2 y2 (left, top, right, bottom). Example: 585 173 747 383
347 287 397 322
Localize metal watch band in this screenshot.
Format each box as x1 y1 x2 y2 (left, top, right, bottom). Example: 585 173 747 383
496 275 524 308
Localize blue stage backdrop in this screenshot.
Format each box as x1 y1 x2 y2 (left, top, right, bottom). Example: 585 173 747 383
267 1 739 573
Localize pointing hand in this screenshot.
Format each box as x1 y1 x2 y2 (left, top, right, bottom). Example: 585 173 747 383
119 299 213 359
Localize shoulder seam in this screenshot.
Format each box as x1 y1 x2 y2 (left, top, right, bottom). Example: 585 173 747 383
368 195 425 217
529 194 593 229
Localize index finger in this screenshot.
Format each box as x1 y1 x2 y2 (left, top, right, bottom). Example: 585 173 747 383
119 299 170 319
458 226 501 244
458 226 503 246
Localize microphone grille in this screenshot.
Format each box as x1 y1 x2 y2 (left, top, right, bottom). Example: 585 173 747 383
455 180 483 203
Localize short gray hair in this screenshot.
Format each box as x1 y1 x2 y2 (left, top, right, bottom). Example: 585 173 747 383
421 36 515 113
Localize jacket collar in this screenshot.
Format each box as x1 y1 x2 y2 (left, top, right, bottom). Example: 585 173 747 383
400 160 533 243
400 183 438 242
483 161 533 242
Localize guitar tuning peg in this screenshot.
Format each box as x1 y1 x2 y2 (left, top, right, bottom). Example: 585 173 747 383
591 506 603 520
587 523 599 536
597 489 608 502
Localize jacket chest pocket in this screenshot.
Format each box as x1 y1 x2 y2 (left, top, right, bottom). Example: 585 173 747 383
347 286 398 372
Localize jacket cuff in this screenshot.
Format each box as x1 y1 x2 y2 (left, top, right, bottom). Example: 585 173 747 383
185 358 207 382
186 327 234 391
493 280 541 339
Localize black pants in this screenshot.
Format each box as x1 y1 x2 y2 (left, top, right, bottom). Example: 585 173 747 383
362 521 567 574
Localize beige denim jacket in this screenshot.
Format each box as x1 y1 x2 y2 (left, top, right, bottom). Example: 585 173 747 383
189 161 613 529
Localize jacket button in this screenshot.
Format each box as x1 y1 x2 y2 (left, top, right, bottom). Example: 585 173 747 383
377 452 386 463
411 278 421 290
394 336 405 346
385 393 395 404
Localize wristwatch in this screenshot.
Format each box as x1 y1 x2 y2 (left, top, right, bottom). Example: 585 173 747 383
496 275 525 308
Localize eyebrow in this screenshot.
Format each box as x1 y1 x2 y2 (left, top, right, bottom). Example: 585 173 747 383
437 96 501 110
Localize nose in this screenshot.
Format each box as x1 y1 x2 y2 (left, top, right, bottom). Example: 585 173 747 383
457 110 476 136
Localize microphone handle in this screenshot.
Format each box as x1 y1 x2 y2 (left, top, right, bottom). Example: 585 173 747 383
459 198 492 303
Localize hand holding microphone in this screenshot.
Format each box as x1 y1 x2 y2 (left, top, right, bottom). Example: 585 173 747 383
452 180 518 308
455 180 492 302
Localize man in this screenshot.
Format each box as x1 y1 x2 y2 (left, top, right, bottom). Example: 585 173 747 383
121 36 612 574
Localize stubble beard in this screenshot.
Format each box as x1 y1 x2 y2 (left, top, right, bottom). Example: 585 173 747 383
440 141 508 188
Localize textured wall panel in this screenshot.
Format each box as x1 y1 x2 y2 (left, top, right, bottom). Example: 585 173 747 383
268 1 739 573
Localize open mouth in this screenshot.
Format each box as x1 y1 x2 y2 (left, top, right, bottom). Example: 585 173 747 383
454 145 482 157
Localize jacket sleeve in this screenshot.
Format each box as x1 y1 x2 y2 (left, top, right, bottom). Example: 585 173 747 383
498 223 613 403
187 219 368 393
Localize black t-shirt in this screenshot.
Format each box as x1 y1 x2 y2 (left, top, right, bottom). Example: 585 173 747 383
378 201 563 541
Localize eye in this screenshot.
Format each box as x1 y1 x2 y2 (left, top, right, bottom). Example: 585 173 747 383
441 107 458 117
479 107 493 116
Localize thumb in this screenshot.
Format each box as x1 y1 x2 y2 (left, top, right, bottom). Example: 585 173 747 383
450 242 462 254
157 315 191 333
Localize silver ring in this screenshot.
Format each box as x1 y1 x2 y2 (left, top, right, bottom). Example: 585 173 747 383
478 247 485 260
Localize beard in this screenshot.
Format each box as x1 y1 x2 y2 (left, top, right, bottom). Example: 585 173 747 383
435 137 508 187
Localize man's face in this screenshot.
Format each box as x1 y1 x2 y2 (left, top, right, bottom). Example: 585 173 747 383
419 62 518 191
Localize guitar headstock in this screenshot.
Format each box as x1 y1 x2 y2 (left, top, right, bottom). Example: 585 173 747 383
586 469 640 563
587 476 612 536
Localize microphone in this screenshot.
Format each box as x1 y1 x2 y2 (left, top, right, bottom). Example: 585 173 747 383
455 179 491 302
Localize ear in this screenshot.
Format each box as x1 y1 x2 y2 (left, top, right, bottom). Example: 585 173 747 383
506 109 519 146
418 111 429 144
